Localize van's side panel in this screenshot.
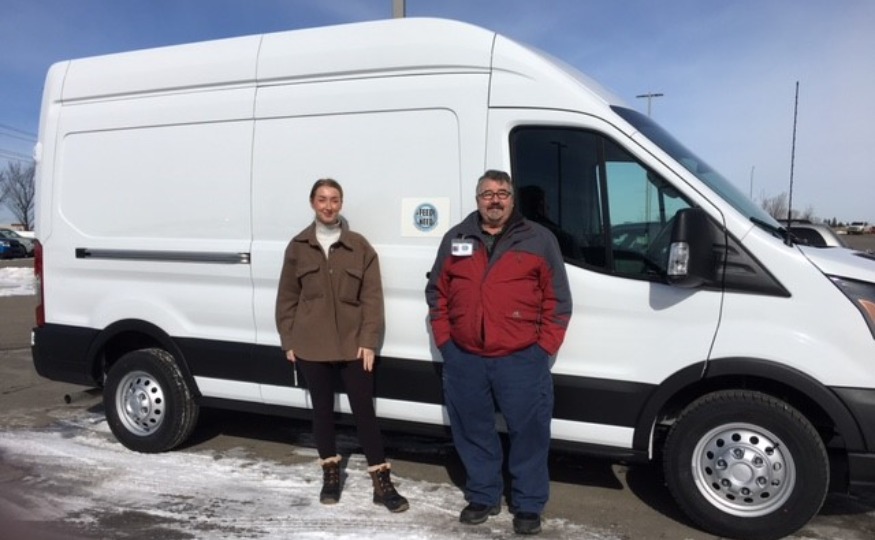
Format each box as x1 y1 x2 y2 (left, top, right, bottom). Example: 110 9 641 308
236 74 489 414
46 95 256 339
36 57 260 384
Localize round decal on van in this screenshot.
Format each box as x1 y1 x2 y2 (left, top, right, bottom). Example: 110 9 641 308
413 203 438 232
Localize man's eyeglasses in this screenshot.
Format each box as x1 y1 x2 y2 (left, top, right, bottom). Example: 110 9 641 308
477 190 513 200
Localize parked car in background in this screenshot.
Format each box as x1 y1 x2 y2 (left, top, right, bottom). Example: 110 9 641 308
0 235 26 259
847 221 869 235
0 228 34 256
0 238 12 259
780 221 849 248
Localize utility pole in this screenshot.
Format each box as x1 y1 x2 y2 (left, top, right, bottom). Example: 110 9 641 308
635 92 664 117
749 166 755 199
393 0 405 18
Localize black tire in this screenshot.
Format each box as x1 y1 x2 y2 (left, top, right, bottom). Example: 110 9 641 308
663 390 828 540
104 348 199 453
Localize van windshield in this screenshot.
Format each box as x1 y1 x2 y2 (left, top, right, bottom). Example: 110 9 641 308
612 106 780 235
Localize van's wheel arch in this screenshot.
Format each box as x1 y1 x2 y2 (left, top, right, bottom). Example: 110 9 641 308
104 348 199 453
663 389 828 540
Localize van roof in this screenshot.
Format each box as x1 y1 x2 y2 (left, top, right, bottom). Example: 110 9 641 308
53 17 622 112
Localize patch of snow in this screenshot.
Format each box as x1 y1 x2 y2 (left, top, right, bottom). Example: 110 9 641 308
0 267 35 297
0 411 615 539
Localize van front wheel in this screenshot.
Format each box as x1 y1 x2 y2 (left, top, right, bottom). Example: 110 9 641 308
104 348 199 453
663 390 828 540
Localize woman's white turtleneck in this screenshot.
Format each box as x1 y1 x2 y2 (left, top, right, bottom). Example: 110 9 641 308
315 219 341 256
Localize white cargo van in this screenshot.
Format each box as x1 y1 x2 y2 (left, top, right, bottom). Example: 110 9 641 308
31 18 875 540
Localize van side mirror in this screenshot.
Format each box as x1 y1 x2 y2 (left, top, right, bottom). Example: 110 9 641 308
666 208 715 288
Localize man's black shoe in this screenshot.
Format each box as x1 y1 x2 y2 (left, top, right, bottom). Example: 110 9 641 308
513 512 542 535
459 502 500 524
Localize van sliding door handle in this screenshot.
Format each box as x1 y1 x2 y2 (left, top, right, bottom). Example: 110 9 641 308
75 248 251 264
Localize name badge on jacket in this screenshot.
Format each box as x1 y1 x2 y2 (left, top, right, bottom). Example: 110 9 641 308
451 238 474 257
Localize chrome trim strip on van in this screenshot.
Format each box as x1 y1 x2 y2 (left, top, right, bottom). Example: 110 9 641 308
75 248 251 264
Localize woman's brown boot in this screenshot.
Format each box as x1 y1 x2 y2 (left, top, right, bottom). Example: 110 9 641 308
319 455 342 504
368 463 409 513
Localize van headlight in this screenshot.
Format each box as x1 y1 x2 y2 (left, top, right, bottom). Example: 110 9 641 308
830 276 875 339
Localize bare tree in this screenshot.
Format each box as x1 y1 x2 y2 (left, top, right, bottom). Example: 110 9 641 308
759 191 818 222
0 161 36 230
760 191 789 220
797 205 816 222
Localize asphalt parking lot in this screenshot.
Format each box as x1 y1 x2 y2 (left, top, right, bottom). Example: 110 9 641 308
844 232 875 253
2 240 874 539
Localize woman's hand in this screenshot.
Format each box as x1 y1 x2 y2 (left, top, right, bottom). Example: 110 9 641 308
358 347 375 372
285 349 296 363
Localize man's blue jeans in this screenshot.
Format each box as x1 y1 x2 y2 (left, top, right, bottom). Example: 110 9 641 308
441 341 554 514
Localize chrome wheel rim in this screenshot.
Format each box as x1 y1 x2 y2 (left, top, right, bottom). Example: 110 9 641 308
691 422 795 517
114 370 165 436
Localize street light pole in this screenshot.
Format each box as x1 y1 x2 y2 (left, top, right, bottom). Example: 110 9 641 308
635 92 664 117
393 0 405 18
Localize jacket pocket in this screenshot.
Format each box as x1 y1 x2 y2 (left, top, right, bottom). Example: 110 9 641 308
338 267 364 305
503 309 540 337
505 309 539 323
296 264 324 301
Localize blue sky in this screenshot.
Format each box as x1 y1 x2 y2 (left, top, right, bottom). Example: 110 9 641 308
2 0 873 225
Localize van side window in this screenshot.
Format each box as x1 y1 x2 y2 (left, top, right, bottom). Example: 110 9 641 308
511 126 693 278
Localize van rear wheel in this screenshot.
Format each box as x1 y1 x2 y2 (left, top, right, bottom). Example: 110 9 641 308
104 348 199 453
663 390 828 540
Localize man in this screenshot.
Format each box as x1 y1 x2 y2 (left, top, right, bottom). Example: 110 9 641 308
425 170 572 535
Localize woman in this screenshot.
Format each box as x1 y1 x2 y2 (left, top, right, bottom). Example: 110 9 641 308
275 178 409 512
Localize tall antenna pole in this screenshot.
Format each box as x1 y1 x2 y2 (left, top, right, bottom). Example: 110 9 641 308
785 81 799 244
749 166 755 199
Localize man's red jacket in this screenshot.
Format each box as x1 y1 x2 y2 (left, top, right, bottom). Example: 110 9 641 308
425 210 572 357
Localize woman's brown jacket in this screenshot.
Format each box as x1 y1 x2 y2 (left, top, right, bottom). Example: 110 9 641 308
275 220 385 361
